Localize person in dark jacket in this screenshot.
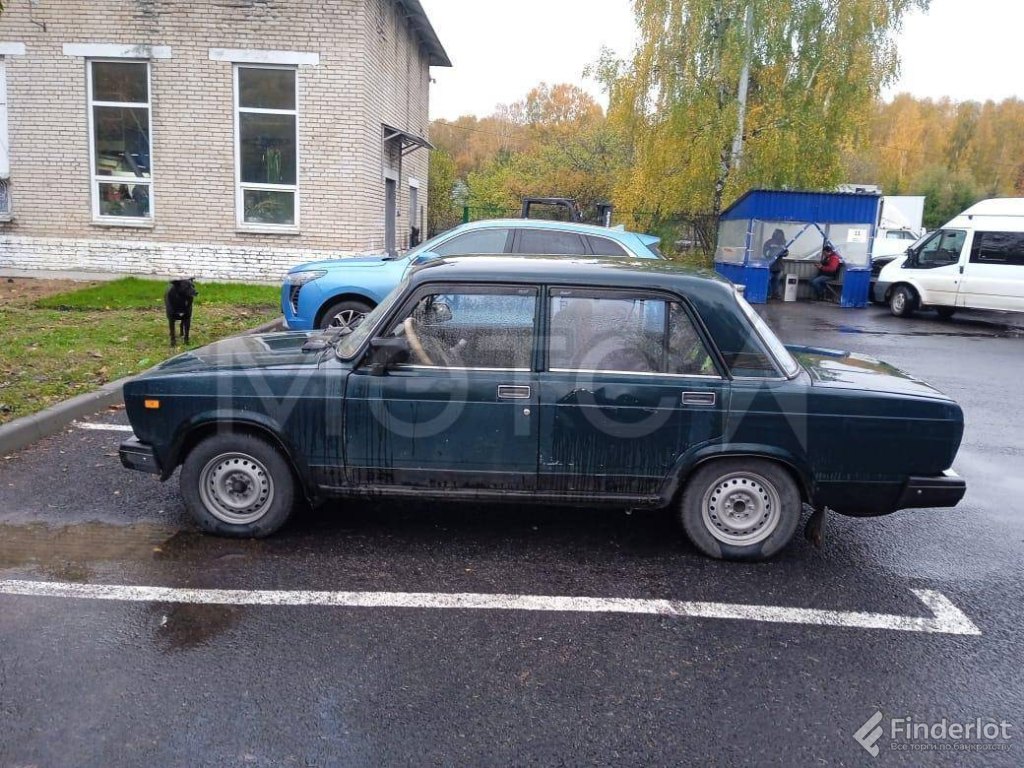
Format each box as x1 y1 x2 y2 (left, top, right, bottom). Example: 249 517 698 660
811 244 843 300
763 228 788 300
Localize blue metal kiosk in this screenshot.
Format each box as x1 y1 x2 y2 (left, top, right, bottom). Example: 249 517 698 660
714 189 882 306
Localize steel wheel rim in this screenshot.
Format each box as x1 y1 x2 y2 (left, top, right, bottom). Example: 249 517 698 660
199 452 275 525
328 309 365 331
701 471 782 546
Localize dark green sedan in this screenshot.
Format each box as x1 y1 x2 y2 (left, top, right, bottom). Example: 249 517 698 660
120 256 966 561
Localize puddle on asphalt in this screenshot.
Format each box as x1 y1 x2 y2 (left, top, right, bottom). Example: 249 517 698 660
149 601 245 652
0 521 175 578
0 521 274 574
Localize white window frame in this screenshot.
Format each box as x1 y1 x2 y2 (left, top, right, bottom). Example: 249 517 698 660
233 63 300 232
87 58 154 226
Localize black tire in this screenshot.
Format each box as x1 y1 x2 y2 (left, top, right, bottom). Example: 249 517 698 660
180 432 296 538
680 458 802 561
889 285 917 318
936 306 956 320
318 299 373 331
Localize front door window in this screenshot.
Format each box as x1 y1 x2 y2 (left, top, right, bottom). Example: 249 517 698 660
914 230 966 268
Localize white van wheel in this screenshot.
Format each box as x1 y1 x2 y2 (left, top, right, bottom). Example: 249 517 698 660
890 286 916 318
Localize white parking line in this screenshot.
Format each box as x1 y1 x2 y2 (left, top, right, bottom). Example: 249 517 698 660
0 580 981 636
72 421 135 433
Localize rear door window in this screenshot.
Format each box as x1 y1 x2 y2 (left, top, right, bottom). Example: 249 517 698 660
516 229 588 255
970 232 1024 266
548 290 716 376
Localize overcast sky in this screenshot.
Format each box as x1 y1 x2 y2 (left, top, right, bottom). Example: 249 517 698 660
421 0 1024 121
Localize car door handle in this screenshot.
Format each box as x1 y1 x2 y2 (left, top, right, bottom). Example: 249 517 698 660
682 391 716 406
497 385 531 400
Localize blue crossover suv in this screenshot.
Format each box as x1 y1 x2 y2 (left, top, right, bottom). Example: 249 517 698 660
281 218 663 330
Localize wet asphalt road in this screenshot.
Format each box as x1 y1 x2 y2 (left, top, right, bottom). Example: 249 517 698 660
1 302 1022 767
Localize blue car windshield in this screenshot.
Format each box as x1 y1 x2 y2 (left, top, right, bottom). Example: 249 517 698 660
335 279 409 359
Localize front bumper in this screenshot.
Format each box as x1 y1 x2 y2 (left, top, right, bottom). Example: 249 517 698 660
871 279 891 304
119 438 162 475
280 281 319 331
896 470 966 510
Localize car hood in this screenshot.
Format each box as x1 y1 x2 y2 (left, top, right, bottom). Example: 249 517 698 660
289 254 398 273
791 346 951 399
149 332 323 375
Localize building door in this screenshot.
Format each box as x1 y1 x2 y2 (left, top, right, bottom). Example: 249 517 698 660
409 185 420 246
385 178 397 256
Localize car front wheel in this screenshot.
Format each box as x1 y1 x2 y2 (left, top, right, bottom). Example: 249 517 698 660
680 459 802 561
180 433 296 537
889 286 917 318
319 299 372 331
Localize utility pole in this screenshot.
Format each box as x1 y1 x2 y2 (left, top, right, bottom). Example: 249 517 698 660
731 3 754 171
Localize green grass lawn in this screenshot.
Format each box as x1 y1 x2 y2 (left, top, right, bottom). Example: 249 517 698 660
0 278 282 425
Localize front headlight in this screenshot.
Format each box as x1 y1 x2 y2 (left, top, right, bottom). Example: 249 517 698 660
285 269 327 286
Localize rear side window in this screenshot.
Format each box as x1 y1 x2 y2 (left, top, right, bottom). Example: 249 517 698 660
548 290 715 375
587 236 629 257
970 232 1024 266
517 229 587 255
433 228 510 257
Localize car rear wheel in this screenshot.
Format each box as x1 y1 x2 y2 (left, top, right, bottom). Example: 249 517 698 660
319 299 372 331
889 286 917 318
680 459 802 561
181 433 295 537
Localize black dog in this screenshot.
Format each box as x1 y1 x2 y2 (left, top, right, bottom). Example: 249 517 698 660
164 278 197 347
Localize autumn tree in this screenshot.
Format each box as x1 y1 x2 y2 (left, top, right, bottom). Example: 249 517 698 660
602 0 929 220
427 149 460 236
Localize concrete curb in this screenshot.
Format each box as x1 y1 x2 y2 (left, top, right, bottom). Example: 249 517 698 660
0 316 286 456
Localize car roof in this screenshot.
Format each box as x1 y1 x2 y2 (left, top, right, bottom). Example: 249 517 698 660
458 218 648 241
409 255 732 295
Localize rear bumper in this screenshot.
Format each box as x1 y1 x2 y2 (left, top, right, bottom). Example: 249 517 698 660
897 470 966 510
119 438 162 475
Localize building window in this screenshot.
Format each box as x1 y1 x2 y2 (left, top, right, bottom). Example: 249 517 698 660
235 65 298 229
88 60 152 222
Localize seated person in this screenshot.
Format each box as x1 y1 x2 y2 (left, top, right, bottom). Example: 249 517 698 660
811 244 842 300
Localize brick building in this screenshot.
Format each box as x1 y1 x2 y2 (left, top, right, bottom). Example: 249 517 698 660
0 0 449 281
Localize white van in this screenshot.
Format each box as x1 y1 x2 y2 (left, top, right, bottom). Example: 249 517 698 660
874 198 1024 318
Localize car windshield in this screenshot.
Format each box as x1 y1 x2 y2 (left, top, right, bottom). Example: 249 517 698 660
335 279 409 359
735 294 801 378
390 230 452 260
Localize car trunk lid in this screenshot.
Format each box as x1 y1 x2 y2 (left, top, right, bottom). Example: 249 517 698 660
791 346 951 399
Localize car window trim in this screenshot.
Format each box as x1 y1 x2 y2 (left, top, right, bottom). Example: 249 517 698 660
542 285 729 379
548 368 724 381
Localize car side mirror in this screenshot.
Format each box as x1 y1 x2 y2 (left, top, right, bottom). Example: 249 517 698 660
367 336 410 374
425 301 453 323
411 250 440 267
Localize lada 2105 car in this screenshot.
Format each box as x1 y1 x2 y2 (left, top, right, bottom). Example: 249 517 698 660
122 256 967 561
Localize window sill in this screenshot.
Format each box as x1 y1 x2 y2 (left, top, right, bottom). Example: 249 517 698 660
91 218 155 230
236 226 301 236
0 213 13 223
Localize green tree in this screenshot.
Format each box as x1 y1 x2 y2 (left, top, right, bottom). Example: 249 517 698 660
603 0 929 220
427 149 459 236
